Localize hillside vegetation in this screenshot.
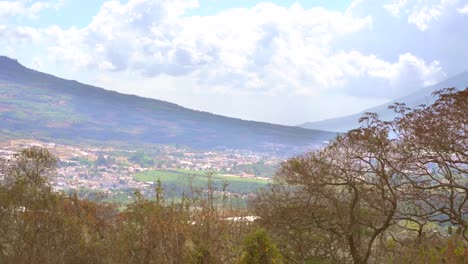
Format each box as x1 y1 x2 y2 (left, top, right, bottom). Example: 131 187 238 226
0 56 336 155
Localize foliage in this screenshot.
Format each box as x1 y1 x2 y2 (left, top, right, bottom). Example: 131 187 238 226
128 151 155 168
0 147 256 263
253 88 468 264
238 228 284 264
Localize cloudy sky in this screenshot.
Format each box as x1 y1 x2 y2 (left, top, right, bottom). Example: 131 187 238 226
1 0 467 125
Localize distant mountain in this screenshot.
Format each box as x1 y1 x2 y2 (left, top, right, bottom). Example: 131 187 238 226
0 56 337 155
299 71 468 132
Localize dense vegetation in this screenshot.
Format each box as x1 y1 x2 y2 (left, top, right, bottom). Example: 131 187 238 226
0 148 265 263
0 88 466 263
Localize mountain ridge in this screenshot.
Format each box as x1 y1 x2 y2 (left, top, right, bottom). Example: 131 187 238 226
299 71 468 132
0 56 337 155
0 56 326 129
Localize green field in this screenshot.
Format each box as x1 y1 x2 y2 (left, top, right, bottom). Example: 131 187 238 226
135 169 269 194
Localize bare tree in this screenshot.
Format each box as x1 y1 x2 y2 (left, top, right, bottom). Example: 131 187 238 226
255 114 407 264
391 88 468 241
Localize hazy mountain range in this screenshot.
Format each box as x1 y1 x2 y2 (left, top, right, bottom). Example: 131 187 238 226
299 71 468 132
0 56 337 155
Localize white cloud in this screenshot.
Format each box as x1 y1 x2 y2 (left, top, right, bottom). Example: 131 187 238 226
0 0 64 21
330 51 445 97
458 4 468 13
4 0 467 124
44 0 441 99
0 25 42 47
384 0 459 31
384 0 409 16
0 1 63 53
45 0 445 99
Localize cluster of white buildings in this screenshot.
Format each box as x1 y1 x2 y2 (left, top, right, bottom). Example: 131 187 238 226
0 139 280 199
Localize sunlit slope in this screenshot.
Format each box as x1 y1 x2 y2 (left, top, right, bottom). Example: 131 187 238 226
0 56 336 153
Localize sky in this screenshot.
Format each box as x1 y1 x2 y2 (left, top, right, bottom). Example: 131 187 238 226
1 0 468 125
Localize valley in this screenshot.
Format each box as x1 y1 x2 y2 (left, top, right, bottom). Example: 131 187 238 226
0 138 275 204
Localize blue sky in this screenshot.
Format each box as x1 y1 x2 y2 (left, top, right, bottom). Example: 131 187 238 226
1 0 468 125
12 0 110 28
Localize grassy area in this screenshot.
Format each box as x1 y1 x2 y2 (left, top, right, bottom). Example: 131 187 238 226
135 169 269 194
1 84 88 123
231 162 279 178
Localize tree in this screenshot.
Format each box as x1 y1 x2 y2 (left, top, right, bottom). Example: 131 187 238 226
238 228 283 264
1 148 256 263
129 151 155 168
0 147 117 263
391 88 468 241
113 189 189 264
255 116 407 264
254 88 468 263
5 146 57 189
